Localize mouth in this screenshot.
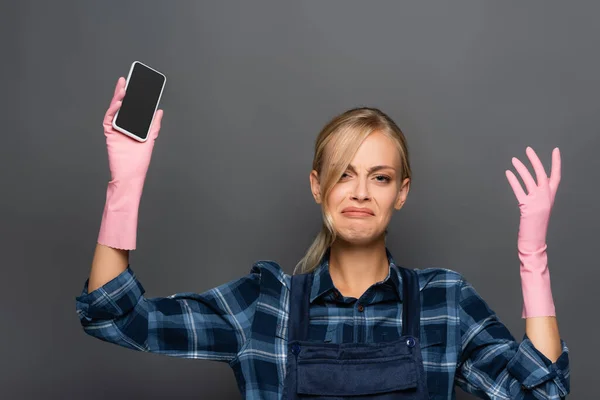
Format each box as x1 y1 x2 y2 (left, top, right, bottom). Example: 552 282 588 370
341 207 375 217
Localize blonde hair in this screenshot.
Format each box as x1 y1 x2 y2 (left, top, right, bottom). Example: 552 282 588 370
293 107 412 275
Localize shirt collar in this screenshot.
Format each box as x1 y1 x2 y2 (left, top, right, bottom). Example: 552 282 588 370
309 247 402 303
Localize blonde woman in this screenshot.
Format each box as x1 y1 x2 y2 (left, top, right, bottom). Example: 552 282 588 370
76 77 570 399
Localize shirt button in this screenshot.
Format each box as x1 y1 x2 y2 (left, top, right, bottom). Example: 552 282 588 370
406 336 416 348
357 304 365 312
291 343 301 355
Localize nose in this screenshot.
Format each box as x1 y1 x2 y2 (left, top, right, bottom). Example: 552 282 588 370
350 178 370 201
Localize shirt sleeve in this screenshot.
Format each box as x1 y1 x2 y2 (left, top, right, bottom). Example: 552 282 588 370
75 265 260 363
455 278 570 399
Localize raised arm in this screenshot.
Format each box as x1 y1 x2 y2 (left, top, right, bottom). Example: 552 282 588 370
76 78 260 362
87 76 162 291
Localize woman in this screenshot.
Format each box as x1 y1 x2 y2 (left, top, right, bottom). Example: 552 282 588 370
76 77 570 399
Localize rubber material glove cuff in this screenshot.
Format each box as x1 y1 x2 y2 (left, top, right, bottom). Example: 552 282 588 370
98 178 144 250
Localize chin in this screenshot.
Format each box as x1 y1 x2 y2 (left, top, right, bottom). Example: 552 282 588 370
334 227 384 246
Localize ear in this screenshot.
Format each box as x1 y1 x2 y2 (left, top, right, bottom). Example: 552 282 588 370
394 178 410 210
310 170 322 204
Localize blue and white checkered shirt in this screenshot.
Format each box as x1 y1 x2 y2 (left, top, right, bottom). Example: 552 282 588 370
75 248 570 399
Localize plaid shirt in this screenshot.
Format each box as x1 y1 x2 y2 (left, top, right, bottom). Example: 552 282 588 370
75 248 570 399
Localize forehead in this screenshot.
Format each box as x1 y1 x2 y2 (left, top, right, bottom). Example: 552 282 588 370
351 131 400 167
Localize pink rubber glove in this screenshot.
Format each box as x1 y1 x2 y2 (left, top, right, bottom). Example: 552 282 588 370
505 146 561 318
97 77 164 250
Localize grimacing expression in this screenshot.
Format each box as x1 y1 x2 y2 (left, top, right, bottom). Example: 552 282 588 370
310 131 410 245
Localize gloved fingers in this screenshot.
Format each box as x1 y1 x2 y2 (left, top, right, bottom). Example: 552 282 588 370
525 147 549 187
113 77 126 98
103 79 126 129
511 156 537 195
149 109 163 141
107 78 126 112
549 147 561 193
505 169 526 204
103 99 122 130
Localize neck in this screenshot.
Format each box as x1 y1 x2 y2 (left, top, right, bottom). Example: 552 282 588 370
328 239 389 299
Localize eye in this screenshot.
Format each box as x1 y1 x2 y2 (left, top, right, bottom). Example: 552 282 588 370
375 175 391 183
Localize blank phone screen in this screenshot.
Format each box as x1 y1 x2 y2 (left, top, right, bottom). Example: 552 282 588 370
115 62 165 140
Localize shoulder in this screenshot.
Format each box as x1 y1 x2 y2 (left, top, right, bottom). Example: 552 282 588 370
250 259 291 291
248 260 291 323
411 266 466 292
407 267 470 312
412 266 488 307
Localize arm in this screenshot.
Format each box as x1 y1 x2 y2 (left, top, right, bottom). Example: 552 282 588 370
77 78 261 361
89 75 163 290
76 264 260 362
455 279 570 399
89 244 128 293
525 316 562 363
505 148 564 361
456 147 570 397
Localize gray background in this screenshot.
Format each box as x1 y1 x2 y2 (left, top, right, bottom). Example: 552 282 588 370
2 1 596 398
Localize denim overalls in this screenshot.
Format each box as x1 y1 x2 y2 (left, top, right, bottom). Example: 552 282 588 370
283 266 429 399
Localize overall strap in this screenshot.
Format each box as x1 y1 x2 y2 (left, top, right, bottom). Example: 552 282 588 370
400 267 421 339
288 273 313 342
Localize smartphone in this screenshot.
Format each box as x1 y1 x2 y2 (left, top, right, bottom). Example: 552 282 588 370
112 61 166 142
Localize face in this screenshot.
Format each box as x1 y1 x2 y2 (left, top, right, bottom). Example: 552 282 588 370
310 130 410 246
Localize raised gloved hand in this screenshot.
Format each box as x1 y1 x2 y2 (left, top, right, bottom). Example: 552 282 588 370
505 146 561 318
97 77 164 250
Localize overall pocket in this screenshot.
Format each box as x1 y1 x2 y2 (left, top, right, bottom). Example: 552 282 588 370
296 354 418 396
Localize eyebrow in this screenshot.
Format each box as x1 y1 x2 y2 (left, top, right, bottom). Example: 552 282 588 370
346 164 396 174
